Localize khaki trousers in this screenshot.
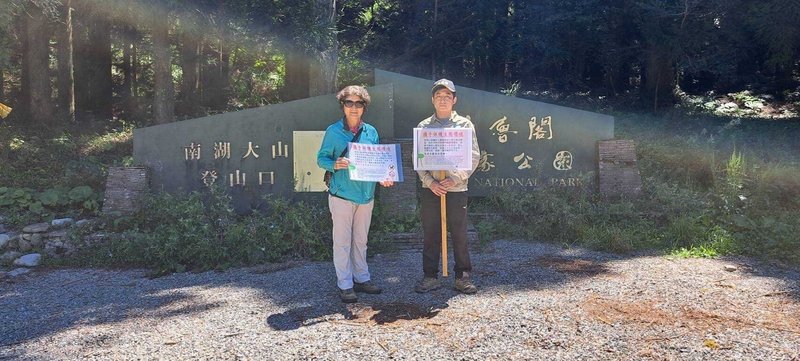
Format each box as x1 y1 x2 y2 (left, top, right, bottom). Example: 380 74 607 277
328 195 374 290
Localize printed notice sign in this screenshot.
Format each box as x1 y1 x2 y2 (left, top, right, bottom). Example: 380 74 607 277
347 143 404 182
413 127 473 170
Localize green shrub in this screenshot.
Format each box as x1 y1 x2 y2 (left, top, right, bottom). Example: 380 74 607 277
752 164 800 209
579 224 636 253
75 189 337 275
368 202 419 253
728 212 799 264
255 195 333 260
638 142 716 189
0 185 101 226
660 215 708 249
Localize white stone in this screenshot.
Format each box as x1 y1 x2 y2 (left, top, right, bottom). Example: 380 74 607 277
75 219 91 227
0 234 9 249
51 218 75 228
724 265 737 272
8 268 31 277
23 222 50 233
14 253 42 267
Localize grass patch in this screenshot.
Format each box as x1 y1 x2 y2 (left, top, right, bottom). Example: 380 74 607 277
471 112 799 266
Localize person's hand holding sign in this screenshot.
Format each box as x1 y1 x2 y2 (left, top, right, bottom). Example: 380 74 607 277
334 157 350 170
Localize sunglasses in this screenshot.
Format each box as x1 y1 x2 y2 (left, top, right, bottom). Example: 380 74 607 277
342 100 366 108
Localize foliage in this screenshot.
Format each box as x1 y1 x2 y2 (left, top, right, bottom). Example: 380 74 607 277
368 200 419 253
469 113 800 267
0 121 135 226
74 188 335 275
0 185 101 226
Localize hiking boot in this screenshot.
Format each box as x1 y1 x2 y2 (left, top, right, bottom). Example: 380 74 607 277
454 273 477 294
340 288 358 303
353 281 382 294
414 277 442 293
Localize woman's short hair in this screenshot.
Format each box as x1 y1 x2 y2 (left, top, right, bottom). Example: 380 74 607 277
336 85 371 107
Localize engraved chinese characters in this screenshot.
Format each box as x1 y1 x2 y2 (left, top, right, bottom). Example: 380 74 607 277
474 113 582 189
184 141 286 188
480 114 572 172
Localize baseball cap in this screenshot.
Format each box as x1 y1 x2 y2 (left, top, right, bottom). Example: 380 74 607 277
432 78 456 95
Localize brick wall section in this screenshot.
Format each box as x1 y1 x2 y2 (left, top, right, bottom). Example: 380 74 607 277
597 140 642 197
103 167 149 215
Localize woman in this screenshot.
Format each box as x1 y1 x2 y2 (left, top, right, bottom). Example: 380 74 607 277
317 85 393 303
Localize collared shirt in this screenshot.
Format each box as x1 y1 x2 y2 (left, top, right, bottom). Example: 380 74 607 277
416 110 480 192
317 118 380 204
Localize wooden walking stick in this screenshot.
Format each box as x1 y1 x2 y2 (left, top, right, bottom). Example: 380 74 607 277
436 170 448 277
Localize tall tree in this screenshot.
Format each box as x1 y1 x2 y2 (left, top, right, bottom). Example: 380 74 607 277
747 0 800 91
0 4 14 103
246 0 337 100
283 50 310 101
118 23 138 119
56 0 75 121
22 2 54 124
151 11 174 124
308 0 337 96
178 18 201 117
72 0 112 120
199 5 231 111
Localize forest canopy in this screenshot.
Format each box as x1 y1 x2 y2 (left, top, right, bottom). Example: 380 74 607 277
1 0 798 125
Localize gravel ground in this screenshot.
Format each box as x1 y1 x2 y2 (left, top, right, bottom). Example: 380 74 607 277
1 240 799 360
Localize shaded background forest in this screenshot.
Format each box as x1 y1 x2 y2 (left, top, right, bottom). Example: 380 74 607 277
1 0 799 270
2 0 799 126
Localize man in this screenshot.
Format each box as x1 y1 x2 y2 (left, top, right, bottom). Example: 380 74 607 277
415 79 480 294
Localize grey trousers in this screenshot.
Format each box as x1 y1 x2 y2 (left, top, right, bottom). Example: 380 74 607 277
328 195 374 290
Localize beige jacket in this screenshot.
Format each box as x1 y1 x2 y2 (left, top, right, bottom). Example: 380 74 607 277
416 111 481 192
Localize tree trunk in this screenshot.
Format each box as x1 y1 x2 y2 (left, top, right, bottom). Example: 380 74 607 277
119 25 135 119
131 39 139 98
72 1 89 120
179 28 201 117
18 13 30 118
308 0 337 96
152 15 174 124
218 25 231 108
200 40 229 110
72 1 112 121
23 4 54 124
282 50 310 101
87 15 112 120
641 45 676 110
402 0 428 75
56 0 75 122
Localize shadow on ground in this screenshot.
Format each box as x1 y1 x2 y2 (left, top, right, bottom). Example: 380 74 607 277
1 239 798 353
